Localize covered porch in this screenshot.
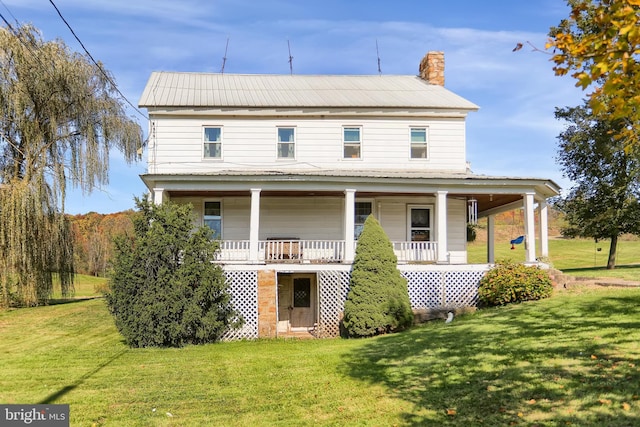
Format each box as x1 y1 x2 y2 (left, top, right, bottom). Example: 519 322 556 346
142 171 560 265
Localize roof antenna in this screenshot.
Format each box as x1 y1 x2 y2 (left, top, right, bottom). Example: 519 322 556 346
376 39 382 75
221 37 229 74
288 40 294 75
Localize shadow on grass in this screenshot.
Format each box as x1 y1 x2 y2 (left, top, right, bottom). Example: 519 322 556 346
47 296 103 306
562 264 640 273
39 348 128 404
341 291 640 426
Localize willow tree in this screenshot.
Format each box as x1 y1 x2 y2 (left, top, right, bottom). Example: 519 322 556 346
0 24 142 306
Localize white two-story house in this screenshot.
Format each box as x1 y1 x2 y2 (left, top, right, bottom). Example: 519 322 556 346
138 51 560 339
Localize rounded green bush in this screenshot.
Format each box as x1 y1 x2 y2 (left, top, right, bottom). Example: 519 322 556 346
478 260 553 306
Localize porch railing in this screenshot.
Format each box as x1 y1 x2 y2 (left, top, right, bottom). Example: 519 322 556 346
215 239 437 263
392 241 437 263
262 240 344 263
216 240 251 261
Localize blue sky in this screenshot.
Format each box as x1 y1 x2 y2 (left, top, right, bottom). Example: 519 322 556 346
5 0 583 214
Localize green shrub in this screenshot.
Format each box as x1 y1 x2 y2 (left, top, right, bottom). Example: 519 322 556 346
105 198 242 347
342 215 413 337
478 260 553 306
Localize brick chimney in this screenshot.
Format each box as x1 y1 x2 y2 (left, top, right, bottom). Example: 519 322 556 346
419 51 445 86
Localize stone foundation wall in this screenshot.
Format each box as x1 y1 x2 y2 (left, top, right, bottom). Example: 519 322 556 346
257 270 277 338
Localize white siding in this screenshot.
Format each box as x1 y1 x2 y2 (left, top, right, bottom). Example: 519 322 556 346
149 117 467 174
447 198 467 252
172 195 466 260
259 197 343 240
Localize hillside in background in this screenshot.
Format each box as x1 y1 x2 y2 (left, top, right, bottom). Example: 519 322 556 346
69 210 136 276
472 208 565 244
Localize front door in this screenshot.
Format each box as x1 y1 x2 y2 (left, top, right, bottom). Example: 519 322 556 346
277 273 317 333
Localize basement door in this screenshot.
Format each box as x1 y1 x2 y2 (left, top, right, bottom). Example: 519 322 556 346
277 273 317 333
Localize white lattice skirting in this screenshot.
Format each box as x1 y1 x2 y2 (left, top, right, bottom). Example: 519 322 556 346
221 266 488 339
221 270 259 341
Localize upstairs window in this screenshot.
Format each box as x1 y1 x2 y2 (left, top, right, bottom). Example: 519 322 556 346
277 127 295 159
410 128 428 159
343 127 361 159
204 127 222 159
354 201 372 239
204 201 222 238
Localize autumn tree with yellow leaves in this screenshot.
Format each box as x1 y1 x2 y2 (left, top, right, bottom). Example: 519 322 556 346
548 0 640 146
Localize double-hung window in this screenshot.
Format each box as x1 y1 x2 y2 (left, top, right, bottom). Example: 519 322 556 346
277 127 295 159
203 127 222 159
410 127 428 159
343 127 361 159
204 201 222 238
354 201 372 239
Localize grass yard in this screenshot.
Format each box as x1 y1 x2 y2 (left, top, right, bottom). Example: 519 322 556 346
1 286 639 426
51 274 107 301
468 238 640 281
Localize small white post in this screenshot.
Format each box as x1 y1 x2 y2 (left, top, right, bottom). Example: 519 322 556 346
249 188 261 262
344 189 356 263
523 192 536 263
538 199 549 258
436 190 448 263
152 188 164 205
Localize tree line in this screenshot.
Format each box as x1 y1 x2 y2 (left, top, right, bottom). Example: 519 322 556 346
69 210 136 277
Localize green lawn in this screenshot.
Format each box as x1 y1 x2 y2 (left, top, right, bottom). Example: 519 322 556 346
1 287 639 426
468 238 640 281
50 274 107 301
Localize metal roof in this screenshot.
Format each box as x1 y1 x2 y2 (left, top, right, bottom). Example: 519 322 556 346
138 72 480 110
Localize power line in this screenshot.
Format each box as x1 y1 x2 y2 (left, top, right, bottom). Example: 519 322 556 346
47 0 148 121
0 0 18 26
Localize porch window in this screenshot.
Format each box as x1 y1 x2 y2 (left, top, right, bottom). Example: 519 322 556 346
204 201 222 238
354 201 372 239
277 127 295 159
203 127 222 159
343 127 361 159
410 127 428 159
410 207 431 241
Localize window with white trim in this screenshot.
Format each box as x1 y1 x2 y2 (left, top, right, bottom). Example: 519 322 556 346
354 201 372 239
409 206 431 241
203 127 222 159
204 201 222 238
410 127 428 159
343 127 361 159
277 127 295 159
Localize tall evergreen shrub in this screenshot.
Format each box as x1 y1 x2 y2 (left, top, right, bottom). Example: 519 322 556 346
106 198 242 347
342 215 413 337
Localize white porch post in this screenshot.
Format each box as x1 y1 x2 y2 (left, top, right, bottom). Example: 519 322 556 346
487 214 495 264
249 188 261 262
436 190 448 263
152 187 164 205
344 189 356 263
523 192 536 263
538 199 549 258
